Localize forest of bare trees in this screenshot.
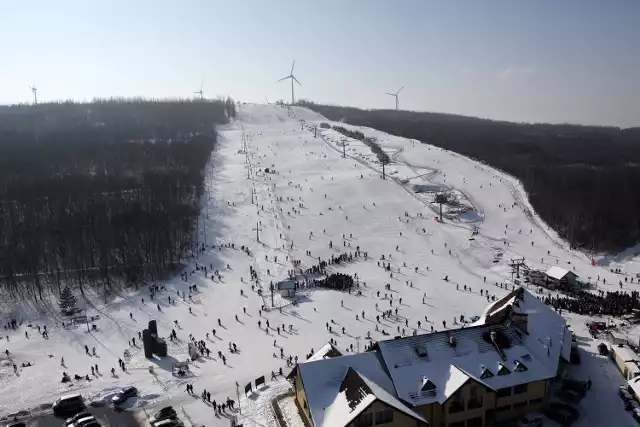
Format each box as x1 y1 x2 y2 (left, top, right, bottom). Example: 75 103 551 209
0 98 235 301
301 100 640 253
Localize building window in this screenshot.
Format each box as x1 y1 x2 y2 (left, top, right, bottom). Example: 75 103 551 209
303 399 307 409
496 405 511 413
530 398 544 405
467 417 483 427
497 387 512 398
375 409 394 424
449 400 465 414
514 384 528 394
354 412 373 427
513 401 527 409
468 387 483 409
448 422 465 427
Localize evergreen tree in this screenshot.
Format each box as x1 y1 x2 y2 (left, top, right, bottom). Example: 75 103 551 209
59 286 78 313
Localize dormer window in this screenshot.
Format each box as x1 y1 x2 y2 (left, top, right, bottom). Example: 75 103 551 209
497 363 510 376
421 377 437 392
514 360 528 372
480 366 494 379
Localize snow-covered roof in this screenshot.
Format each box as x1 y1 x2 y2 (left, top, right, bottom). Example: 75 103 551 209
629 375 640 396
322 390 376 427
377 288 568 406
626 361 640 379
297 351 398 427
321 368 427 427
612 344 640 362
306 342 343 362
545 266 577 281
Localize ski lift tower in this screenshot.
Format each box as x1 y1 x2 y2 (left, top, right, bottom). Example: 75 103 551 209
509 257 526 280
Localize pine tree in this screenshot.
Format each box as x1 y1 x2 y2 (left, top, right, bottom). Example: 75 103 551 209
59 286 78 313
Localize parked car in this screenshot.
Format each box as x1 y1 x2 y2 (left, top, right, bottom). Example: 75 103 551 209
598 342 609 355
5 423 27 427
619 388 634 401
150 406 178 423
518 414 543 427
65 412 93 426
52 393 85 414
112 386 138 405
152 419 184 427
545 402 579 427
74 417 98 427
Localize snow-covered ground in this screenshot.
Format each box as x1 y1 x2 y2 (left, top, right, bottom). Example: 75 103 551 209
1 103 638 426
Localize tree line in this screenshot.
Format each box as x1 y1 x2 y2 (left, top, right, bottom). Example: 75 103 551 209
0 98 235 301
329 124 390 165
301 100 640 253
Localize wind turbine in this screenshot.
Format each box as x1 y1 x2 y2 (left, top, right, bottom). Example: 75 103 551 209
194 82 204 100
277 61 301 105
29 83 38 105
385 86 404 110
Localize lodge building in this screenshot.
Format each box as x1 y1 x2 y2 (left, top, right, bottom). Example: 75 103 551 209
289 287 572 427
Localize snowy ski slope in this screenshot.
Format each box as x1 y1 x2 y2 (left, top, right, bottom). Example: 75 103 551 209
0 104 636 426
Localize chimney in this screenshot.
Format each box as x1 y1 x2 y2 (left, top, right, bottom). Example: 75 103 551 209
511 312 529 334
490 331 507 361
448 334 457 347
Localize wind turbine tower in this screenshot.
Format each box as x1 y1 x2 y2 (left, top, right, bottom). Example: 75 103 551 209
277 61 301 105
385 86 404 110
194 82 204 100
29 83 38 105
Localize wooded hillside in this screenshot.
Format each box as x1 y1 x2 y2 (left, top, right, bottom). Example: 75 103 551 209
0 98 235 300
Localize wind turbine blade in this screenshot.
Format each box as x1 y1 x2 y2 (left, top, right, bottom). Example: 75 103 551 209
293 75 301 86
385 92 395 96
397 86 404 95
290 60 295 75
277 76 291 82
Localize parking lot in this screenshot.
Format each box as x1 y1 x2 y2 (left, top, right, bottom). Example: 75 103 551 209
4 407 143 427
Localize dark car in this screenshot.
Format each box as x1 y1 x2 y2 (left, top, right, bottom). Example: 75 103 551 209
111 386 138 405
150 406 178 423
6 423 27 427
52 393 85 415
546 402 579 427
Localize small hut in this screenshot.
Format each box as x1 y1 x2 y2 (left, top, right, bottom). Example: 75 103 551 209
277 279 296 298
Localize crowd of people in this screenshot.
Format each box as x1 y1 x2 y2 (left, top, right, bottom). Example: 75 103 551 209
544 286 640 316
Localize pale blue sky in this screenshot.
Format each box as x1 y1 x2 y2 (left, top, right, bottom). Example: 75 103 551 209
2 0 639 126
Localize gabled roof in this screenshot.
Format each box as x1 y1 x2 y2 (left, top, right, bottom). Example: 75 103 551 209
322 368 427 427
546 266 577 281
297 351 397 427
306 342 343 362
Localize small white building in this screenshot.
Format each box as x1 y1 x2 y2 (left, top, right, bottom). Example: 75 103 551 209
545 266 578 288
